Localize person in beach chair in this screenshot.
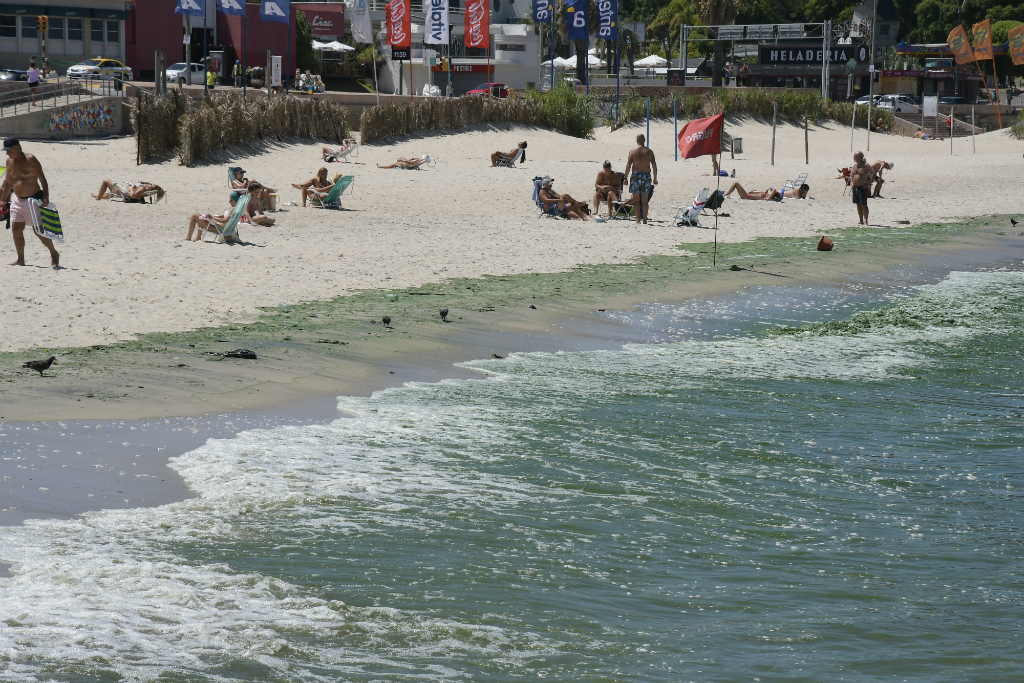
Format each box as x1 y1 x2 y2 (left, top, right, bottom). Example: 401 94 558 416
611 178 654 219
291 167 334 207
184 194 250 242
535 176 589 220
92 179 165 203
593 160 622 219
673 188 710 227
322 139 358 163
230 183 276 225
377 156 430 170
491 141 527 167
229 167 276 207
308 172 355 210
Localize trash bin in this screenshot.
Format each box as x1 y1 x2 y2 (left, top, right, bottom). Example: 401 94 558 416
731 137 743 155
114 74 123 92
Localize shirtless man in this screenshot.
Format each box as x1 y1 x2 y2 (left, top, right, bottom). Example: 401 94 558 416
538 176 588 220
593 160 622 219
869 160 893 198
623 134 658 224
850 151 871 225
1 138 58 268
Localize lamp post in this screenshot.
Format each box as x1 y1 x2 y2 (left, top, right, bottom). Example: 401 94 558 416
954 0 967 96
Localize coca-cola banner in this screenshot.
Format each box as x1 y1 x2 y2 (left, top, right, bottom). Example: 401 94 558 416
386 0 410 47
294 4 344 36
464 0 489 49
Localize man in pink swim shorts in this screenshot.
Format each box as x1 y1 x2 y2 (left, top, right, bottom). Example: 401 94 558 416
1 137 58 268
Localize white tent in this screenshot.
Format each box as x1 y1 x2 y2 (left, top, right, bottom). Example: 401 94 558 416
312 40 355 52
634 54 668 67
587 54 606 67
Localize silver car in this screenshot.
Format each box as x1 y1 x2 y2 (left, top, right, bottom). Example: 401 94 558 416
165 62 205 86
875 94 918 113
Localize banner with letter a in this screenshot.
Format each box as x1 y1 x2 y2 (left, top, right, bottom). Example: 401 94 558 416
175 0 205 17
533 0 552 22
1009 24 1024 66
260 0 290 23
596 0 616 41
216 0 245 15
349 0 372 43
464 0 489 49
566 0 587 40
387 0 410 48
971 19 993 60
946 25 974 65
677 113 723 159
423 0 448 45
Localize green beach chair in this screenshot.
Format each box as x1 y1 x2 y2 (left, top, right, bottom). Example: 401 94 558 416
310 175 354 210
200 193 250 243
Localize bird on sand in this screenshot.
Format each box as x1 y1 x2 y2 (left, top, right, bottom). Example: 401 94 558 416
1012 218 1019 227
382 315 391 328
440 308 449 321
22 356 56 377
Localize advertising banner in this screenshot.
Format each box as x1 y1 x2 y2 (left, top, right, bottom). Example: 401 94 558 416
971 19 993 60
386 0 410 47
215 0 245 16
175 0 205 17
533 0 552 23
677 113 723 159
1009 24 1024 66
464 0 489 49
294 4 344 35
424 0 449 44
349 0 372 43
947 25 975 64
596 0 616 41
566 0 587 41
260 0 290 23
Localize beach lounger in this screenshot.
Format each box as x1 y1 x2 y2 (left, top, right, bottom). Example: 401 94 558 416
199 194 249 243
310 175 354 210
496 148 524 168
326 142 358 163
783 173 808 191
532 177 567 218
109 182 164 204
672 188 710 227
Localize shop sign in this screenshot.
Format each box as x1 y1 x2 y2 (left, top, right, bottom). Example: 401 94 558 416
294 4 345 35
759 43 866 65
431 63 494 72
882 69 926 77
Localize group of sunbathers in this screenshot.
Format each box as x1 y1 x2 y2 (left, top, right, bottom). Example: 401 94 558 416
322 139 358 163
183 168 278 241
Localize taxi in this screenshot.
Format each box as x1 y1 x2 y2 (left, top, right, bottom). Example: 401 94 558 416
67 58 133 81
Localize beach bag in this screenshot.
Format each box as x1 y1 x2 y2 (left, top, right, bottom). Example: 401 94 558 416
29 198 64 243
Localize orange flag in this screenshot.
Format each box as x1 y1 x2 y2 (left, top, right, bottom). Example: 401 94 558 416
972 19 993 60
947 25 975 64
1008 24 1024 66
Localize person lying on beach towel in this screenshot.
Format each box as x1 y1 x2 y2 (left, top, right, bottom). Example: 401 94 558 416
290 167 333 207
92 179 165 203
723 182 808 201
184 210 230 241
230 182 276 226
322 139 358 162
491 141 527 167
913 131 935 140
538 176 589 220
377 157 429 170
231 168 277 206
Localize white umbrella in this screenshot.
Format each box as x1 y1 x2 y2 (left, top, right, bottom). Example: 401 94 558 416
327 40 355 52
555 56 575 68
587 54 606 67
634 54 668 67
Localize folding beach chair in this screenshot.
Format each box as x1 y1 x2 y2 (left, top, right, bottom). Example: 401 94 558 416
611 173 656 219
783 173 808 192
310 175 355 210
496 148 524 168
109 182 165 204
672 188 710 227
28 198 64 243
325 142 359 163
532 177 567 218
199 194 249 243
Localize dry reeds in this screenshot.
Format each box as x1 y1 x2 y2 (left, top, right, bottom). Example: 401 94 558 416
132 92 350 166
360 96 546 144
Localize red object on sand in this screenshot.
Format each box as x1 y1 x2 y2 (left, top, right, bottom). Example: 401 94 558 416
677 114 724 159
818 236 834 251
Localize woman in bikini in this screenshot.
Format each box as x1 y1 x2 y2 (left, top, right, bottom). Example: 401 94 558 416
322 139 358 162
291 167 334 207
377 157 429 170
92 179 165 203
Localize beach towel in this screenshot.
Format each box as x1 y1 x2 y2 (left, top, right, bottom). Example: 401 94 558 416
29 198 63 242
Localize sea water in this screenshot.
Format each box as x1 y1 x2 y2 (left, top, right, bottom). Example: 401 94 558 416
1 269 1023 682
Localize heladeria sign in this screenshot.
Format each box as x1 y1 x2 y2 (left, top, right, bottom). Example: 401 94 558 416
758 42 866 65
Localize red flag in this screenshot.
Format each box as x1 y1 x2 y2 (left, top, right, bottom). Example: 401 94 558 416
386 0 410 47
464 0 489 49
677 113 723 159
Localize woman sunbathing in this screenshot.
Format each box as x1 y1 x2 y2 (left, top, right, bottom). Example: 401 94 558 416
491 141 527 166
723 182 782 201
231 168 277 206
322 139 358 162
291 167 334 207
184 210 230 241
377 157 429 170
93 179 165 203
229 183 276 226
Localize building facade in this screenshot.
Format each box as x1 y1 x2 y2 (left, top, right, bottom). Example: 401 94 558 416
0 1 128 72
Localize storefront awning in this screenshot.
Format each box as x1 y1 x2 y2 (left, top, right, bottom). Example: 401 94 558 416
46 5 93 17
90 7 129 19
0 5 130 18
0 4 40 14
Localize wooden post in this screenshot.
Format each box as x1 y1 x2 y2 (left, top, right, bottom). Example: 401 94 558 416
136 91 142 165
267 50 272 98
771 101 777 166
804 113 809 164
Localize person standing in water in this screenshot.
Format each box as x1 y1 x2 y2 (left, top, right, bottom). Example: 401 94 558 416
1 138 59 268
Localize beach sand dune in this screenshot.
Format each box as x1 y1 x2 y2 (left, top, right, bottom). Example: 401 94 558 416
0 119 1018 353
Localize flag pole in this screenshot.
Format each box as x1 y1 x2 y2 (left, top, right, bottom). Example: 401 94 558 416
674 98 677 161
242 10 247 96
990 56 1003 128
974 58 1003 129
714 121 721 267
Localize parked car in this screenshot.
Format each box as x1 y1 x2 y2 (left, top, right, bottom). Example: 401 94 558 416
855 94 883 105
875 94 918 112
165 62 205 86
67 58 133 81
466 82 511 98
938 96 970 105
0 69 28 81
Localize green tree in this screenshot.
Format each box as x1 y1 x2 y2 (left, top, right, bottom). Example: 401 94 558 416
295 10 317 72
699 0 747 86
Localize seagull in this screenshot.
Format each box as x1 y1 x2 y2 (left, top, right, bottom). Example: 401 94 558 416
440 308 448 321
382 315 391 328
1012 218 1019 227
22 356 56 377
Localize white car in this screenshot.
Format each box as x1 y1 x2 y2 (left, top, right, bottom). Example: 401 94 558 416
165 62 205 86
875 94 918 113
67 58 133 81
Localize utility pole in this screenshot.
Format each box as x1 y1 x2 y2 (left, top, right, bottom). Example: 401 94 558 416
867 0 878 151
185 15 191 89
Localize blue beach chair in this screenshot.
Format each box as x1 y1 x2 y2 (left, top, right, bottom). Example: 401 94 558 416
532 177 567 218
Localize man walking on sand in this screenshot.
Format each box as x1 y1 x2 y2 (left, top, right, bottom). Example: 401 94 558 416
851 151 871 226
624 133 658 224
1 138 58 268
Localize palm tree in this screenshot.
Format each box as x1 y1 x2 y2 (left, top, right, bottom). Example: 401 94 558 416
648 0 699 68
552 0 600 86
698 0 746 87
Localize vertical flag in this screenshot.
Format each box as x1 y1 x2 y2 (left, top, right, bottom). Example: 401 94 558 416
387 0 410 47
533 0 551 22
464 0 489 49
566 0 587 40
947 25 974 65
175 0 205 16
1008 24 1024 66
216 0 245 15
349 0 372 43
971 19 993 60
260 0 289 23
596 0 616 41
423 0 448 45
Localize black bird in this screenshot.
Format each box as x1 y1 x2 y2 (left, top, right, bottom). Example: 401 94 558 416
382 315 391 328
440 308 449 321
1012 218 1019 227
528 304 537 310
23 356 56 377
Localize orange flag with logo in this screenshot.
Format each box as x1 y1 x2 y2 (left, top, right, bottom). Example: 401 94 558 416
972 19 993 60
1008 24 1024 66
947 25 975 64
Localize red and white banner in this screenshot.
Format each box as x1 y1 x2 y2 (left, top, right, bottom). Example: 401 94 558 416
464 0 489 49
386 0 410 47
677 113 723 159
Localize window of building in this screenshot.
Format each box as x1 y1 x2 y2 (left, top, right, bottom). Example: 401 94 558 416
21 16 37 39
0 16 15 38
106 20 118 43
498 43 525 51
49 17 64 40
91 19 103 42
68 18 82 41
493 0 500 10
